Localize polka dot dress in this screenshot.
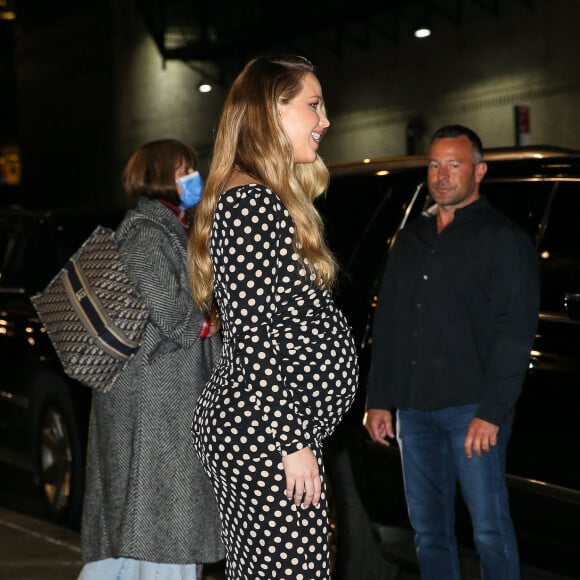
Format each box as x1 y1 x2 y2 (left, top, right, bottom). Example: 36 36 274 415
191 184 358 579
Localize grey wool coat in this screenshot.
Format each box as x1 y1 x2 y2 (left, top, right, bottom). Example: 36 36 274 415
80 197 224 565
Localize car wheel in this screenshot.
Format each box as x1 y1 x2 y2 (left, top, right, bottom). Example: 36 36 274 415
33 379 84 526
325 436 401 580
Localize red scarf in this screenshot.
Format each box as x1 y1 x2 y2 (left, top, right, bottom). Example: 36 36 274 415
158 199 191 233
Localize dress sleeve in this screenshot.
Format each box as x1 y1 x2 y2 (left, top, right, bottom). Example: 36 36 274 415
217 189 310 455
119 222 205 348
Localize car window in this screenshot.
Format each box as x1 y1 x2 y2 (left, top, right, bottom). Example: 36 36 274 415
319 174 396 269
2 226 61 292
321 170 428 340
537 182 580 315
479 179 550 245
1 215 119 293
346 180 428 297
321 170 425 266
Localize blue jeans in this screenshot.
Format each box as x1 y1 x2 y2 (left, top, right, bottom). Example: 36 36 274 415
77 558 198 580
396 405 520 580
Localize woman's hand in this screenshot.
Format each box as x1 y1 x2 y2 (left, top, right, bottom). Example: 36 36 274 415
282 446 321 508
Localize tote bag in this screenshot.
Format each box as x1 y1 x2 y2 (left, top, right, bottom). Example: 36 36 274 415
31 225 149 392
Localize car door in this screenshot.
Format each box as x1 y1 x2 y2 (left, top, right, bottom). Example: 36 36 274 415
518 181 580 491
0 224 60 462
482 178 580 566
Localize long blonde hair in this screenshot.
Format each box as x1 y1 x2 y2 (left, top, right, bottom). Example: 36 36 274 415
189 55 336 311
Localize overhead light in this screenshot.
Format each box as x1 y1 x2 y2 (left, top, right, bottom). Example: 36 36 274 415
413 3 432 39
414 27 431 38
198 82 213 93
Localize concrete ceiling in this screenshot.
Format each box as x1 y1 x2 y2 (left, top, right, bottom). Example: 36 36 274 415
136 0 535 84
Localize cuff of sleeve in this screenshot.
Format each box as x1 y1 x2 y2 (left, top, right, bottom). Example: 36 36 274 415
365 389 393 412
279 440 308 457
476 401 510 427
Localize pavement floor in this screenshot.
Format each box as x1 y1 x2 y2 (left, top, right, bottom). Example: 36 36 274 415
0 507 81 580
0 507 228 580
0 507 576 580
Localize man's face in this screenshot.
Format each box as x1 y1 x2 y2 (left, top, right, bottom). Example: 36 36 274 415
427 135 487 210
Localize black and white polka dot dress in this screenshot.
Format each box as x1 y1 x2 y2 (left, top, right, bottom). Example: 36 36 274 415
191 184 358 579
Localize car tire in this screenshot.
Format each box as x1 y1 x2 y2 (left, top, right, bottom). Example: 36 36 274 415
325 436 401 580
32 376 84 527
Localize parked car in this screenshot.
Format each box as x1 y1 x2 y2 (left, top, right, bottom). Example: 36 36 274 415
320 146 580 579
2 147 579 576
0 206 122 525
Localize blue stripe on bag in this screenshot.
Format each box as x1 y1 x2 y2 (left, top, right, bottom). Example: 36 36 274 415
64 261 137 360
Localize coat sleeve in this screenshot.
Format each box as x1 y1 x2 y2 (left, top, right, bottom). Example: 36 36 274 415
119 221 205 348
477 225 540 425
365 234 404 411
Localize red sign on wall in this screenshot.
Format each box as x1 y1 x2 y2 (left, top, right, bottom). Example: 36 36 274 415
515 105 531 146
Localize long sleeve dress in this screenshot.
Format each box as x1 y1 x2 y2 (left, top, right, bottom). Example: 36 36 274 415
191 184 358 580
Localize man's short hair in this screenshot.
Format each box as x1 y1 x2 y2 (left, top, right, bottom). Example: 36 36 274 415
430 125 484 162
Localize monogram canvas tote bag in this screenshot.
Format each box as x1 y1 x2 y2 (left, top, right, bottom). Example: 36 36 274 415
31 225 149 392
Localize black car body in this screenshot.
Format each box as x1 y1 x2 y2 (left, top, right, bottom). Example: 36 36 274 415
2 150 579 576
320 146 580 578
0 207 122 525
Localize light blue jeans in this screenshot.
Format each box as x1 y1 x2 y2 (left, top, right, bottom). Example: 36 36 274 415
397 404 520 580
77 557 198 580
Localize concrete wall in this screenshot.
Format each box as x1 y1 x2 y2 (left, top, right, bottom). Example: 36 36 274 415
111 0 580 172
315 0 580 162
111 0 225 203
14 0 580 207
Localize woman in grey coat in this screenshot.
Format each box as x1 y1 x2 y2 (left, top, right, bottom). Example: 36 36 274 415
78 140 224 580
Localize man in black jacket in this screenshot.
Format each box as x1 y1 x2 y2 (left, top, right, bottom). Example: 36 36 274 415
365 125 539 580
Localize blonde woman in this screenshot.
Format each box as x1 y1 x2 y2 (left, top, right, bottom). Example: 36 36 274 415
189 56 358 579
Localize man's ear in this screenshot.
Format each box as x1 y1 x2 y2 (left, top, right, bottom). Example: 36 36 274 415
475 161 488 183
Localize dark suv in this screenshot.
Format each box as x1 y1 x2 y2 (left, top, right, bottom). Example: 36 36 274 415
0 206 122 525
320 147 580 579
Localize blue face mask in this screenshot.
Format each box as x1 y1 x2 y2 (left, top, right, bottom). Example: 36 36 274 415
176 171 203 209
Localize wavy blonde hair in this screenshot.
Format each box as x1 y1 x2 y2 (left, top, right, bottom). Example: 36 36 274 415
189 55 336 311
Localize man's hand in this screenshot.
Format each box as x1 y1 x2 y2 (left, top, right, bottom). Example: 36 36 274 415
464 417 499 458
364 409 395 447
282 447 321 508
